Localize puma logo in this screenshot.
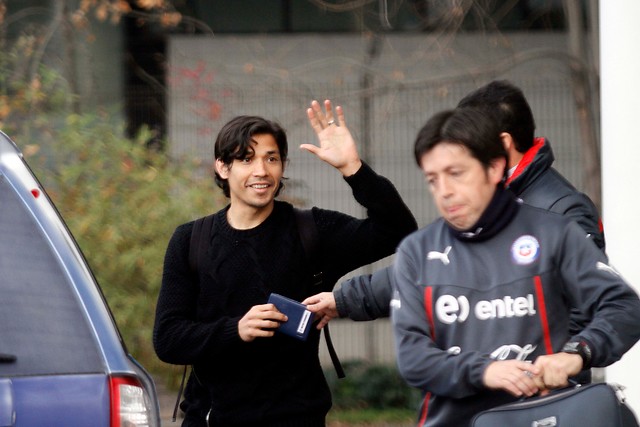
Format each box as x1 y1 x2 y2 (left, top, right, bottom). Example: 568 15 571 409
427 246 451 265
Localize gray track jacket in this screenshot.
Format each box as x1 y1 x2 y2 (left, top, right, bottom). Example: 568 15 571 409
391 202 640 427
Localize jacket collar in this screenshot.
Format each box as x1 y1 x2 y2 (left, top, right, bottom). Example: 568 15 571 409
505 137 552 191
449 186 521 242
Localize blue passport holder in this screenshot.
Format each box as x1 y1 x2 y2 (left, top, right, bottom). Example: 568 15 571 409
268 293 314 341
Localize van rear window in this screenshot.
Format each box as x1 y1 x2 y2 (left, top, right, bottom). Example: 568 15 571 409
0 176 103 376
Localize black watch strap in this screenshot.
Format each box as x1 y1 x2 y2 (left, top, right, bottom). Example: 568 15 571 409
562 340 592 369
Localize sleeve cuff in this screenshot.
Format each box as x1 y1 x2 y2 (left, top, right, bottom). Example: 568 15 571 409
220 317 243 345
334 289 349 318
343 161 372 184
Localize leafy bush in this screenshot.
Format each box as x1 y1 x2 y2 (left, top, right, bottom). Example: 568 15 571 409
327 408 415 426
23 111 223 383
325 360 421 411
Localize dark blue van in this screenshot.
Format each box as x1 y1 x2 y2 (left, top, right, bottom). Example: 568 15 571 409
0 131 161 427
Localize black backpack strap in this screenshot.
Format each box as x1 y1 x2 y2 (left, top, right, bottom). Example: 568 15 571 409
293 208 345 379
293 208 323 287
173 214 216 421
172 365 189 422
321 320 345 378
189 214 215 274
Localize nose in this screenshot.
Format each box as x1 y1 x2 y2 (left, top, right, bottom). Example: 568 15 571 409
252 158 267 176
436 176 453 198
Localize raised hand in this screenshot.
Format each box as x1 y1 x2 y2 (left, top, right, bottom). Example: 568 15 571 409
301 99 362 176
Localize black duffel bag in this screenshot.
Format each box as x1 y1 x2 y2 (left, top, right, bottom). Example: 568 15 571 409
472 383 639 427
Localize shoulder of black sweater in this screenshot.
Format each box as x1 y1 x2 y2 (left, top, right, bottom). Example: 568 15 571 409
169 206 230 247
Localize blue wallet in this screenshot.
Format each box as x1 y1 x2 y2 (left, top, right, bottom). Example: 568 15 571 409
268 293 314 341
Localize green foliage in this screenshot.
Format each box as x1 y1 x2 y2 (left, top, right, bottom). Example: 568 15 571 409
327 408 415 426
0 36 71 134
0 0 210 393
325 360 421 411
24 112 223 380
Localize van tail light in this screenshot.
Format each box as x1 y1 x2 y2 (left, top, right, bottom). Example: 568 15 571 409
109 375 153 427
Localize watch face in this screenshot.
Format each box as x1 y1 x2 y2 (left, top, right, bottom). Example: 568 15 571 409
563 342 579 352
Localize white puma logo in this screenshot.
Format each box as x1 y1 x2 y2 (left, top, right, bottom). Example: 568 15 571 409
427 246 452 265
596 261 620 277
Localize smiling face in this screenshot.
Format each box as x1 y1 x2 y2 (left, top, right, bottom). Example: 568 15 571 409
215 133 284 215
420 142 505 230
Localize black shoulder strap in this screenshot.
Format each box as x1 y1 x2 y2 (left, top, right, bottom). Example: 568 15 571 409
293 208 345 379
173 214 215 421
189 214 215 274
293 208 323 287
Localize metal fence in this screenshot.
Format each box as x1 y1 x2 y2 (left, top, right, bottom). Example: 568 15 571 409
165 33 597 367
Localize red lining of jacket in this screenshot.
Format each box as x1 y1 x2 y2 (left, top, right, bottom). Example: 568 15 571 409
505 137 545 186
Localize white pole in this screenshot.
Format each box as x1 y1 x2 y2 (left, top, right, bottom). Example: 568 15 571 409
600 0 640 410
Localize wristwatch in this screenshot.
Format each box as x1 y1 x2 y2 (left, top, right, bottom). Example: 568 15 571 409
562 340 592 369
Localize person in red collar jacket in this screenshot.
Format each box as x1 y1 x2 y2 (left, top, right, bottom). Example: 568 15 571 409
458 80 605 251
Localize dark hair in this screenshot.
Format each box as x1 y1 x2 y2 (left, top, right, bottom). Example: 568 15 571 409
214 115 288 198
414 107 507 174
457 80 536 153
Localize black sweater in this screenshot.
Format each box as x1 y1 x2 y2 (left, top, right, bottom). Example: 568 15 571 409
153 163 417 426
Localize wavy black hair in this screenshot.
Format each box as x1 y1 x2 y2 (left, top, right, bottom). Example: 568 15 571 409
214 115 288 198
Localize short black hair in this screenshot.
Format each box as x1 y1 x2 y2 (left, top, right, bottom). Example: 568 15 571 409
414 107 507 174
457 80 536 153
214 115 288 198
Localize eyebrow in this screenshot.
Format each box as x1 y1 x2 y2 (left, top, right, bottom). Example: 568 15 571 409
424 164 463 174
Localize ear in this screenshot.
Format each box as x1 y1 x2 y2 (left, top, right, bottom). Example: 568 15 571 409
500 132 514 152
488 156 507 185
214 159 230 179
500 132 522 169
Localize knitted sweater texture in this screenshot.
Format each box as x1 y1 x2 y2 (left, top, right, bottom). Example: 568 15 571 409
153 163 417 426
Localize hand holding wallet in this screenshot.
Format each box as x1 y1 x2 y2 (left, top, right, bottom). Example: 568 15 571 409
267 293 314 341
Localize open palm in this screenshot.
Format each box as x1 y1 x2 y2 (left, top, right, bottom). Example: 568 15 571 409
301 99 361 176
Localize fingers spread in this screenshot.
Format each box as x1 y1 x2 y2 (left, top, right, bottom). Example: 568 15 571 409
335 105 346 126
299 143 320 155
307 99 342 130
306 107 322 133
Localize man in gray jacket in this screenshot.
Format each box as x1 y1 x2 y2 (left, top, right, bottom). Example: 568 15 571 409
391 106 640 426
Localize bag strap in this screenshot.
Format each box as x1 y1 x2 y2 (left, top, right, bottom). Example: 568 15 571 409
293 208 345 379
172 365 189 422
189 214 215 274
292 208 322 286
171 214 216 421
